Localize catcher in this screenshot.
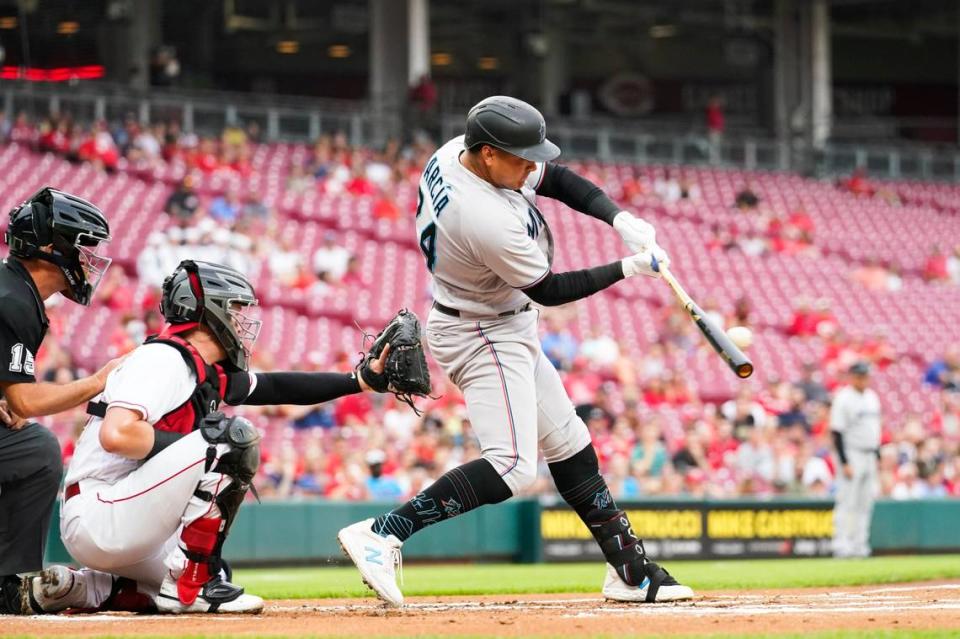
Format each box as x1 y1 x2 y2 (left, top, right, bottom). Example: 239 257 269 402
22 260 430 614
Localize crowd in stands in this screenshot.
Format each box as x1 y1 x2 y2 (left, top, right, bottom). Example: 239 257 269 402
2 108 959 505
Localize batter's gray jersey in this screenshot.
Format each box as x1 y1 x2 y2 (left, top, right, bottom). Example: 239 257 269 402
418 136 591 495
416 135 552 317
830 386 881 451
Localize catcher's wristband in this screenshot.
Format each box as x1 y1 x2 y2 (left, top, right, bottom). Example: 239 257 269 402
358 362 389 393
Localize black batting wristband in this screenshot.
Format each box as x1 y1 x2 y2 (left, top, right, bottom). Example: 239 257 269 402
244 371 362 406
145 430 186 461
523 261 624 307
536 163 620 225
832 430 849 465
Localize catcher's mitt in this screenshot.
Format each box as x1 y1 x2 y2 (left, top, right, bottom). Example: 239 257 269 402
358 309 432 412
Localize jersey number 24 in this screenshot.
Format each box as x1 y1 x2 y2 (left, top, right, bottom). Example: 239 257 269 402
416 187 437 272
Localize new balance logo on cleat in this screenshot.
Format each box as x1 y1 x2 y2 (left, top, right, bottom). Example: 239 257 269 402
364 546 384 565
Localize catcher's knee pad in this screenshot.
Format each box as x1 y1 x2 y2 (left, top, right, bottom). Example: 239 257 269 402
200 412 261 483
590 510 648 586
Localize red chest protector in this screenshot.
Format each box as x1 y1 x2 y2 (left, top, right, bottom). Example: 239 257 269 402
87 323 228 434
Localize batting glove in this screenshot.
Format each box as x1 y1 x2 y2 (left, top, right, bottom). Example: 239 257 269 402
613 211 657 253
622 245 670 278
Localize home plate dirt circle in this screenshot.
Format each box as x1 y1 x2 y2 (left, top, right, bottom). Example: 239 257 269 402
4 583 960 636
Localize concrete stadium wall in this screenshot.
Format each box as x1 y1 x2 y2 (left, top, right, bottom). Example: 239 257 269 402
44 498 960 566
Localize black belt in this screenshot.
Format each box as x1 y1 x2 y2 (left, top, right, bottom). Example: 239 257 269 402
433 301 531 319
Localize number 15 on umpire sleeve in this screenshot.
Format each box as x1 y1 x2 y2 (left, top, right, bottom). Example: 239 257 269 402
416 187 437 272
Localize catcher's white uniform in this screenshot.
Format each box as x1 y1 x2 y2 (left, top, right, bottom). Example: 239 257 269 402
60 343 255 606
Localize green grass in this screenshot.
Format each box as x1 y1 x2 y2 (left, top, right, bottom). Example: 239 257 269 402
233 554 960 600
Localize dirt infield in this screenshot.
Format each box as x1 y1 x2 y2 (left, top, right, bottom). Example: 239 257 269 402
4 582 960 637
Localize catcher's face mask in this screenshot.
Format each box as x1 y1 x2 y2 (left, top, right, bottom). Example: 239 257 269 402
228 300 262 362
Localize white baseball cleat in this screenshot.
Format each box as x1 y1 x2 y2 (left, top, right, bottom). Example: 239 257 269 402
601 563 694 603
337 518 404 607
155 575 263 614
24 565 77 613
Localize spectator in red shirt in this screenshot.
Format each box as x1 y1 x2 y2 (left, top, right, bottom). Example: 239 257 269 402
705 95 725 164
372 187 401 220
190 137 221 173
335 392 373 426
39 119 73 155
345 163 376 197
841 168 873 196
923 246 950 282
787 299 817 337
77 121 120 171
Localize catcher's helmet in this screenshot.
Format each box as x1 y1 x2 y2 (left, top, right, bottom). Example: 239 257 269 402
464 96 560 162
5 187 111 306
160 260 261 371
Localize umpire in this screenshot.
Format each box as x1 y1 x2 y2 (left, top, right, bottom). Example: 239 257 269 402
0 188 119 613
831 361 882 558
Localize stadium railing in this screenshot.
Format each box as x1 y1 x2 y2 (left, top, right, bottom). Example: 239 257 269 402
5 80 960 181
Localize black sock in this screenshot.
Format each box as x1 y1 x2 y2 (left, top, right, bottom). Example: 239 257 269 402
372 458 512 542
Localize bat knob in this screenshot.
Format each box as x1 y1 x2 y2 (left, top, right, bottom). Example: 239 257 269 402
736 362 754 379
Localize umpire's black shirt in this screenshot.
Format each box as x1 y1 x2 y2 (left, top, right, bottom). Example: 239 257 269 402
0 258 62 577
0 258 49 389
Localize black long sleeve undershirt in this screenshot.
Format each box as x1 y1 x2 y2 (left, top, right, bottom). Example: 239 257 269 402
832 430 849 465
535 163 620 225
228 371 362 406
523 261 624 307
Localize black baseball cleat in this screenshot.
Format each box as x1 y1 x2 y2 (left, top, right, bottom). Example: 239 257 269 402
0 574 27 615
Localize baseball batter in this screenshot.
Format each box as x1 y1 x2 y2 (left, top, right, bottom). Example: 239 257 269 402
339 95 693 606
21 260 393 615
831 361 881 558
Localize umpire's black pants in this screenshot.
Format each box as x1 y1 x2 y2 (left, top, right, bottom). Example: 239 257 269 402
0 423 62 574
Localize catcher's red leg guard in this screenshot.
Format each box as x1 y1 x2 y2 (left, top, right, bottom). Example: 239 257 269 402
177 517 221 605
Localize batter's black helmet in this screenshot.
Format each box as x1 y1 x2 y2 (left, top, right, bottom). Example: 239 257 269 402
5 187 111 306
464 96 560 162
160 260 261 371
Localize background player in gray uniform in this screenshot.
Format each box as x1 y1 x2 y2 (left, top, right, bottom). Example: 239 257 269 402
831 361 882 558
339 96 693 606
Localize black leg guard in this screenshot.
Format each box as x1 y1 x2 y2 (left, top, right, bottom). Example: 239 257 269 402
202 413 261 588
209 479 249 579
549 445 653 590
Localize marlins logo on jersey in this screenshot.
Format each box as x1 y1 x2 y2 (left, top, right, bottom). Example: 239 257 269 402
415 135 554 317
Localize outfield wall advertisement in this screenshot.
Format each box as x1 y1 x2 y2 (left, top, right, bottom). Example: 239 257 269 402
540 502 835 561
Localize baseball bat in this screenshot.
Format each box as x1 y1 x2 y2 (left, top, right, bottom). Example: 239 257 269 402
657 264 754 379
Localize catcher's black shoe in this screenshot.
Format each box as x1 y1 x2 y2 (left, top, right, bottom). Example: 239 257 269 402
602 561 694 602
155 574 263 614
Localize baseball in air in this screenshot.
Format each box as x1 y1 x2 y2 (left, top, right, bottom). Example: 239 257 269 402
727 326 753 350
